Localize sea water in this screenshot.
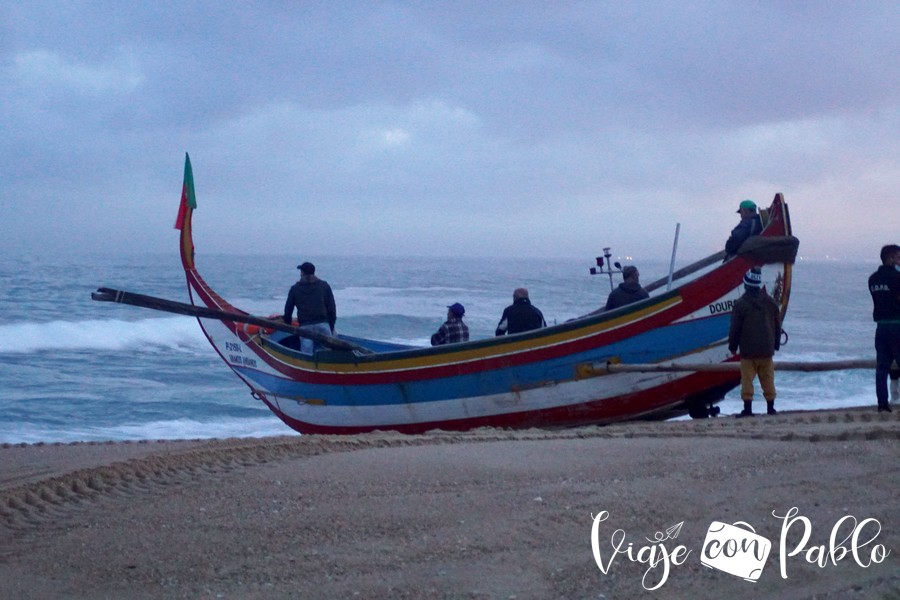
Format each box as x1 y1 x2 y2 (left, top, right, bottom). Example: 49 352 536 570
0 253 884 443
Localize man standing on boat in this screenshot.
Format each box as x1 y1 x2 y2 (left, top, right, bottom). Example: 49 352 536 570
495 288 546 335
605 266 649 310
725 199 763 259
283 262 337 353
431 303 469 346
868 244 900 413
728 267 782 417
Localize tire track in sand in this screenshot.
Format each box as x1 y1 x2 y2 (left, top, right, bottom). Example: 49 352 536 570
1 408 896 531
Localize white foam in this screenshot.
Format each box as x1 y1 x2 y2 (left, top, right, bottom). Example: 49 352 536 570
0 416 288 444
0 317 209 354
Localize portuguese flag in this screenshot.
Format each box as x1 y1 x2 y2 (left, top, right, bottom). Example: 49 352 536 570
174 153 197 229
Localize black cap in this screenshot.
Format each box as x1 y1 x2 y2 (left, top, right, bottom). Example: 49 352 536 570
297 262 315 274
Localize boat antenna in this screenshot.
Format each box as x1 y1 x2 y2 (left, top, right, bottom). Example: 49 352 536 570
589 247 622 292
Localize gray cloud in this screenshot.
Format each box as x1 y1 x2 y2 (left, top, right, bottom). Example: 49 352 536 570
2 1 898 261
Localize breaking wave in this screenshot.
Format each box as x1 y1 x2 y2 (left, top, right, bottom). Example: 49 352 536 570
0 317 208 354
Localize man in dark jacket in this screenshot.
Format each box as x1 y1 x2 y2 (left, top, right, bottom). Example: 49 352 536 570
495 288 546 336
725 199 763 259
868 244 900 412
605 266 649 310
283 262 337 353
728 267 782 417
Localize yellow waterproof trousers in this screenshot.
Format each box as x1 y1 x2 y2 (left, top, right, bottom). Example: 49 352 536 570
739 357 776 402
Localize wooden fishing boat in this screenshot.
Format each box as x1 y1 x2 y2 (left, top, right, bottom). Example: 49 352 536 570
96 154 798 434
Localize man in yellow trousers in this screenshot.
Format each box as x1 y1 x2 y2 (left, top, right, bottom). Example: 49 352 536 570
728 267 782 417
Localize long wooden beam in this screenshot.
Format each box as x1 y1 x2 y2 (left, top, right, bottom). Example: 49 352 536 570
606 359 875 373
91 287 373 354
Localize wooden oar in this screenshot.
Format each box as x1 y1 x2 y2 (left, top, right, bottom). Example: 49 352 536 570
91 287 373 354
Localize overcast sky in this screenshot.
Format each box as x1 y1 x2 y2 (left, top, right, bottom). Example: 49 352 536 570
2 2 898 263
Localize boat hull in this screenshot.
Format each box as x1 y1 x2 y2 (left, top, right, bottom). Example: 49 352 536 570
188 277 760 434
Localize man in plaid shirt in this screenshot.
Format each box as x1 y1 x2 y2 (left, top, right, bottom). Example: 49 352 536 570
431 303 470 346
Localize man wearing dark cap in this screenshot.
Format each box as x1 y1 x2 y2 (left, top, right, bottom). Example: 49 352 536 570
431 302 469 346
283 261 336 353
725 199 763 259
605 265 649 310
728 267 782 417
868 244 900 412
495 288 546 336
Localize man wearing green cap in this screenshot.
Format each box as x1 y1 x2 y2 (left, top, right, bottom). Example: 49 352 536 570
725 199 763 259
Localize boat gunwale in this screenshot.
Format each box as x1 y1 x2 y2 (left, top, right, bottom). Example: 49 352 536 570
258 288 686 363
187 253 749 383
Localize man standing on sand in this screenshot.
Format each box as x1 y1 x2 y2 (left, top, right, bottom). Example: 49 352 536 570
868 244 900 413
283 261 337 354
728 267 782 417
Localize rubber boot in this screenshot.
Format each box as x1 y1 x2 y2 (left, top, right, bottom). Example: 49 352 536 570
766 400 777 415
737 400 753 418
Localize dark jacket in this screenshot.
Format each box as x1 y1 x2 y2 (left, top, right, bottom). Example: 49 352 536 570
869 265 900 323
605 281 649 311
283 276 336 330
728 288 781 358
725 214 763 257
495 298 546 335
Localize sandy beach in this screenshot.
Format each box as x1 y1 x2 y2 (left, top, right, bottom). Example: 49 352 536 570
1 408 898 599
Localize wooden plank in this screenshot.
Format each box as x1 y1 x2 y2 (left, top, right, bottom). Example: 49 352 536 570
606 359 875 373
91 287 373 354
